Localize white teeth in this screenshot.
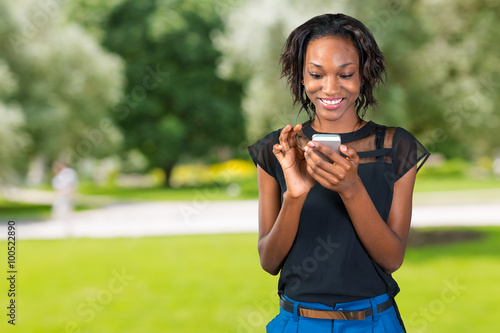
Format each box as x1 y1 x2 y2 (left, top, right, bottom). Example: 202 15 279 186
321 98 343 105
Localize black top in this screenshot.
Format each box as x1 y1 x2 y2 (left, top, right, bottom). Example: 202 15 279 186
248 120 430 306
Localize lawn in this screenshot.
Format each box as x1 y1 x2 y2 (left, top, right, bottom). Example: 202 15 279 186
1 227 499 332
413 177 500 192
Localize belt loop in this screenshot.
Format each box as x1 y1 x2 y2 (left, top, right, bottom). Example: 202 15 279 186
292 301 299 322
370 298 379 322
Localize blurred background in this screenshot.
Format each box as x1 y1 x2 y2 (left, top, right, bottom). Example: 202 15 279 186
0 0 499 332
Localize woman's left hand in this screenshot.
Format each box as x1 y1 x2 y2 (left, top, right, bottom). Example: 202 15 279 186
304 142 361 197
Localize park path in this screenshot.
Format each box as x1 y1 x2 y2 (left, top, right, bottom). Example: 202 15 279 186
2 188 500 240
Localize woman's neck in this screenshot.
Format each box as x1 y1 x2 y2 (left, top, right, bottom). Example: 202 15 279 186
311 116 366 134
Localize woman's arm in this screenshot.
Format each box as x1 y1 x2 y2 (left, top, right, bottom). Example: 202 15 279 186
341 166 416 274
256 124 316 275
304 142 416 274
256 166 307 275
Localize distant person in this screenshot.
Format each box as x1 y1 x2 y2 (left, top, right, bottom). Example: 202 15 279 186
51 161 78 232
248 14 430 332
493 155 500 178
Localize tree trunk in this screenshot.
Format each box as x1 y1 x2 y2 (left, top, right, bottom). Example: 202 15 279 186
161 163 175 187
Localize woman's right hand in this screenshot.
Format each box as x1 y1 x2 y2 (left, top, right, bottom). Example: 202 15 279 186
273 124 316 198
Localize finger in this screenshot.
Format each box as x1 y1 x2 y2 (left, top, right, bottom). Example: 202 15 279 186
307 165 340 189
304 145 351 181
280 124 292 151
303 145 336 173
291 123 303 134
307 141 349 168
339 145 360 165
305 152 340 186
288 123 304 149
272 143 285 163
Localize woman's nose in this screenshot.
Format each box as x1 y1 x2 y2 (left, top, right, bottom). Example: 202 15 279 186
323 76 340 95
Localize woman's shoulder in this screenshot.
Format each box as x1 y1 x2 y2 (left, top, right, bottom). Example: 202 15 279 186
249 129 281 151
247 127 285 176
371 122 430 178
370 122 421 146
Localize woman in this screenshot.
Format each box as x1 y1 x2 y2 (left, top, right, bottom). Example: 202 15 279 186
248 13 430 332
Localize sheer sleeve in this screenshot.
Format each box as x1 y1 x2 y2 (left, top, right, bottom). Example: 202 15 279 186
247 130 280 179
392 128 430 181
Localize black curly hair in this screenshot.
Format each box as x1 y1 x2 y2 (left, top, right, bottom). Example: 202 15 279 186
280 13 387 120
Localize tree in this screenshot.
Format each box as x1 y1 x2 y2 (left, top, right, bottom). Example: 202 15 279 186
0 0 125 183
358 0 500 159
217 0 500 160
102 0 246 186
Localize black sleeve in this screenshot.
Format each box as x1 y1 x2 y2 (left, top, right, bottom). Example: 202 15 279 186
393 128 430 181
247 130 281 179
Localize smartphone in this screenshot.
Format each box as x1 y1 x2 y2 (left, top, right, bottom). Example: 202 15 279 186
312 134 341 162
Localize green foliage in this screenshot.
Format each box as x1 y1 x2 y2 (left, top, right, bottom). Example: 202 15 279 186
2 0 498 185
217 0 500 159
64 0 126 41
214 0 326 140
418 158 471 178
367 0 500 160
102 0 246 185
0 0 124 181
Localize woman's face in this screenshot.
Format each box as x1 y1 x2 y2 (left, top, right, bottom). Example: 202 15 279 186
303 36 362 126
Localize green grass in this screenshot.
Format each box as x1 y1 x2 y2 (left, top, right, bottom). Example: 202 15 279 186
1 227 499 332
414 177 500 192
395 227 500 332
0 201 52 221
0 200 92 223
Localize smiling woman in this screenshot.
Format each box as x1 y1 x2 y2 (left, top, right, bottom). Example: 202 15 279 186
248 13 430 333
302 36 362 130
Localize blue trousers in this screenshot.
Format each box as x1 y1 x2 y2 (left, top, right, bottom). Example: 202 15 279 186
266 294 405 332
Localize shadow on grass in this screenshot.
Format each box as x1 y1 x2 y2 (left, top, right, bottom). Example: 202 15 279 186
407 228 485 247
405 227 500 262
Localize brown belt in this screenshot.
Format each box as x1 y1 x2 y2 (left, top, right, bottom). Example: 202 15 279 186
279 294 394 320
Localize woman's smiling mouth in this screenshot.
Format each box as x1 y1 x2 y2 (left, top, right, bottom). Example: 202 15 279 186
319 98 345 109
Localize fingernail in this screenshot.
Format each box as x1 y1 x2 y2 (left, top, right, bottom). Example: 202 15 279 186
304 146 309 152
340 145 347 152
307 141 315 148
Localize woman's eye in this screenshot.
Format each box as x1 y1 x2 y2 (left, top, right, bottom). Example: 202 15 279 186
340 73 354 79
309 72 322 79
